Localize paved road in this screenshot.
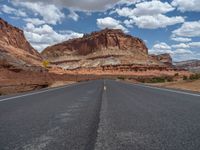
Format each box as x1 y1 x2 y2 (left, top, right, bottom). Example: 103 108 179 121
0 80 200 150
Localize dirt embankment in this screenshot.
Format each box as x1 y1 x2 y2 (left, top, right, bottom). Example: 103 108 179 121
150 80 200 92
0 67 112 95
0 66 193 95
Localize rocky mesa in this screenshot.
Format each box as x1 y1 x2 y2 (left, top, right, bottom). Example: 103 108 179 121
42 29 153 69
42 28 192 79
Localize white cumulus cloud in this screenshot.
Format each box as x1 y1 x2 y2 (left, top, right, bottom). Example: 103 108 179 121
97 17 127 32
131 14 184 29
171 37 192 42
189 42 200 48
23 18 45 26
149 42 173 54
114 1 184 29
172 43 190 49
1 5 27 17
150 41 200 61
172 0 200 12
12 0 139 12
116 1 174 17
174 49 193 54
172 21 200 37
24 23 83 51
12 2 65 25
67 10 79 21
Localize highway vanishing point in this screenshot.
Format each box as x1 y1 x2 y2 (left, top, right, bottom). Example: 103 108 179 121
0 80 200 150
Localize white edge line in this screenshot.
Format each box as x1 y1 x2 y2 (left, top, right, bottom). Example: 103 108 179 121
0 82 83 102
135 84 200 97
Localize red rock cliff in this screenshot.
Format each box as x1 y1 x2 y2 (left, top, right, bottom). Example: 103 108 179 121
150 53 173 66
41 29 150 69
42 28 148 57
0 18 41 58
0 18 42 71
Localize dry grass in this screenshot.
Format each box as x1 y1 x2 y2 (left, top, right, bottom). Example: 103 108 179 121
150 79 200 92
49 81 76 88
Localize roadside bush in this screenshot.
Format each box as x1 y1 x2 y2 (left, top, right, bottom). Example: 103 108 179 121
174 73 179 77
136 77 146 83
165 76 174 82
183 75 188 80
147 76 174 83
189 73 200 80
117 76 125 80
149 77 166 83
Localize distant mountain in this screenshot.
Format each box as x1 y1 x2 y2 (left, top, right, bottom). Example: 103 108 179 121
174 60 200 73
42 28 172 70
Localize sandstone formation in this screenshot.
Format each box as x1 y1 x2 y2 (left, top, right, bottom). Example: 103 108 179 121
174 60 200 73
42 29 151 69
150 53 173 66
0 18 43 71
0 18 40 57
0 18 49 95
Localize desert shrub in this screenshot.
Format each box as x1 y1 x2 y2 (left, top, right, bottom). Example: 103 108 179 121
147 76 174 83
174 73 179 77
189 73 200 80
136 77 146 83
165 76 174 82
183 75 188 80
117 76 125 80
149 77 166 83
139 79 146 83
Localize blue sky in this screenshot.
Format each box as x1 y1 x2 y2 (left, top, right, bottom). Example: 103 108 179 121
0 0 200 61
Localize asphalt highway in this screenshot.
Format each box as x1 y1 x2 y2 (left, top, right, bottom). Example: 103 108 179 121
0 80 200 150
